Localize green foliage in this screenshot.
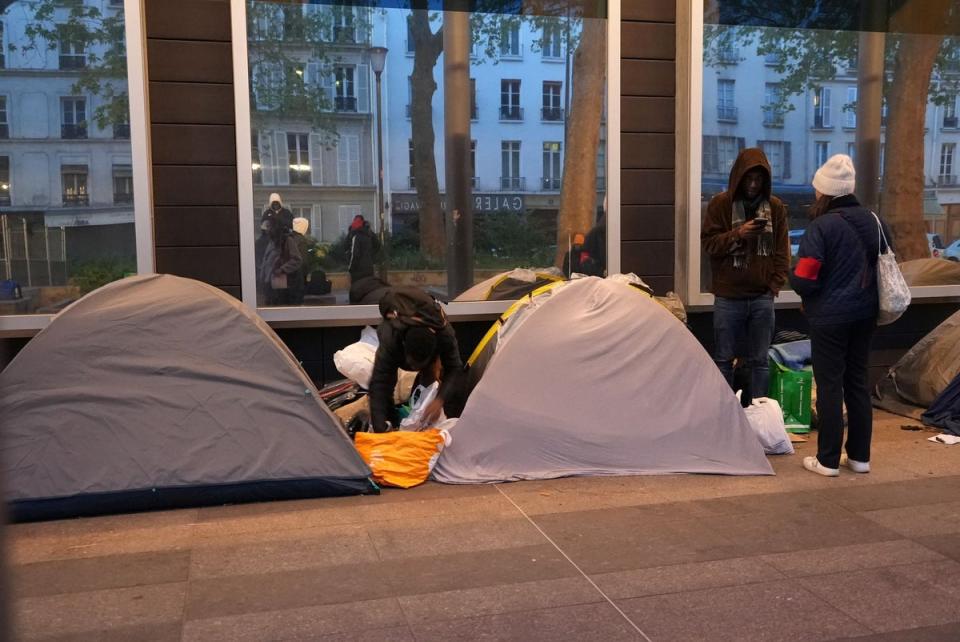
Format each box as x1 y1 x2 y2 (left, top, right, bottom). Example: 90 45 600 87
68 258 135 295
19 1 129 129
473 213 555 267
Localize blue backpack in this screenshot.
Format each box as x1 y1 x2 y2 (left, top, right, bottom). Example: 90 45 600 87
0 279 22 300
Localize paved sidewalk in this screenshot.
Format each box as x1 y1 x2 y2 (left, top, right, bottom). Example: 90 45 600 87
6 411 960 641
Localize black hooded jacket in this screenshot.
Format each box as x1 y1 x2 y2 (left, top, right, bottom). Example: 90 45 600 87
368 287 462 432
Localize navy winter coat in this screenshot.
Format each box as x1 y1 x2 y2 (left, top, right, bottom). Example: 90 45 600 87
789 195 892 326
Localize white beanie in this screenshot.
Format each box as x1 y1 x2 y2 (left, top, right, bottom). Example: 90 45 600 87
292 217 309 235
812 154 855 197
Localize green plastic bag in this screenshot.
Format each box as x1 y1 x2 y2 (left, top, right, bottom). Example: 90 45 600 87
768 359 812 433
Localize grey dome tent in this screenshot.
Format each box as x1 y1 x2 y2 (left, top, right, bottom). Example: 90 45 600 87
1 274 375 521
434 277 773 483
874 308 960 419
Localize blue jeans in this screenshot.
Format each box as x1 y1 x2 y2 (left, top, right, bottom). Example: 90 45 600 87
713 294 775 400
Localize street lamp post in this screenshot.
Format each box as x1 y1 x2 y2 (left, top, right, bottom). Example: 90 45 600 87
369 46 389 281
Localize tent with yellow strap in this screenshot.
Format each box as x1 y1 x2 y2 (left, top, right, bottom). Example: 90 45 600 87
435 277 773 482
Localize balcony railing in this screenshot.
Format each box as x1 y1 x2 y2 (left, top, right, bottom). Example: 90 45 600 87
813 114 832 129
541 107 564 122
113 192 134 205
335 96 357 112
763 111 784 127
0 194 10 207
61 124 87 139
717 47 738 64
113 123 130 139
500 176 525 190
945 116 959 129
333 26 356 43
59 55 86 70
500 106 523 121
764 52 784 66
717 105 738 122
63 193 89 207
939 174 958 186
542 177 561 190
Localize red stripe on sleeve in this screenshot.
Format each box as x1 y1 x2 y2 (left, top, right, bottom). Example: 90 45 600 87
794 257 822 280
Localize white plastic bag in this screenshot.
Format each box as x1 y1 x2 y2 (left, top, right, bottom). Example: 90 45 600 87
872 213 911 326
333 326 379 388
744 397 794 455
400 381 447 430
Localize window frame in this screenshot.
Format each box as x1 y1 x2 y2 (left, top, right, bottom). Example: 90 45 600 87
229 0 621 322
0 0 155 334
677 1 960 308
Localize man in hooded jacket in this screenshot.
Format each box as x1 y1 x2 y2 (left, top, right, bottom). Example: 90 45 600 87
368 287 463 432
702 148 790 401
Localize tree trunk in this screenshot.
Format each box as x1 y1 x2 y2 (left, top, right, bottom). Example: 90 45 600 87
409 9 445 259
554 18 606 267
880 0 951 261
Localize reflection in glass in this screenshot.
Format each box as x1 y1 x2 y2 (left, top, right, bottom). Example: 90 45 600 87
701 1 960 292
246 0 608 306
0 0 136 315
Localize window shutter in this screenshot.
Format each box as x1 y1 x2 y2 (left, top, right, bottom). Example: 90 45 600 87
260 131 276 185
275 131 289 185
357 64 370 113
337 137 348 185
321 72 335 110
823 88 832 127
350 135 361 185
783 141 791 179
310 133 324 186
311 204 324 241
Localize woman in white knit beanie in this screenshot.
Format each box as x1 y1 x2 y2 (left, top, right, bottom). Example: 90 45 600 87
790 154 893 477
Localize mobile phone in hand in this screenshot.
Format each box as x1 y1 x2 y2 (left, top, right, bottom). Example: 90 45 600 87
752 217 769 226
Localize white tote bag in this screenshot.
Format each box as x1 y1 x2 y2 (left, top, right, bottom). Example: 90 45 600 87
871 213 910 326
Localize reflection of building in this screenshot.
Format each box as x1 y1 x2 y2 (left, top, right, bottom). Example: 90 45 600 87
703 38 960 243
248 4 381 243
383 11 606 228
0 0 134 288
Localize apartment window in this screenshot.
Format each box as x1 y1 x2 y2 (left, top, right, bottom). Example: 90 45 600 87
337 134 360 186
764 51 784 66
940 143 955 183
500 23 521 57
406 17 415 53
844 86 857 129
0 96 7 139
717 43 738 64
542 142 562 190
759 140 790 180
717 79 736 121
815 141 830 168
470 140 477 186
0 23 5 69
470 78 477 120
763 83 783 126
113 118 130 139
596 140 606 190
62 164 89 207
59 31 86 70
112 165 133 205
287 133 310 185
541 23 562 59
500 80 522 120
334 66 356 112
501 140 522 190
702 135 744 175
0 156 9 206
542 82 562 121
945 96 958 129
408 139 416 188
252 132 262 185
332 6 355 43
813 87 832 128
61 97 87 139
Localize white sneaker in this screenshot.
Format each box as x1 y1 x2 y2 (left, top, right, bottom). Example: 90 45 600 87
803 456 839 477
840 455 870 473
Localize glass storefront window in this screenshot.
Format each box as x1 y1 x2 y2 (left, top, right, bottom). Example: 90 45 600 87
242 0 608 307
696 0 960 297
0 0 138 316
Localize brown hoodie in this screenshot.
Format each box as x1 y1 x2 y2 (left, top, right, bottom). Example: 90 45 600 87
701 148 790 299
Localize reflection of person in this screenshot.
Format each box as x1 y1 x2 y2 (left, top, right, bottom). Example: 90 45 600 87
289 217 310 304
368 287 463 432
702 148 789 401
349 275 391 305
791 154 889 477
345 215 380 284
262 192 293 232
579 213 606 277
258 214 302 306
